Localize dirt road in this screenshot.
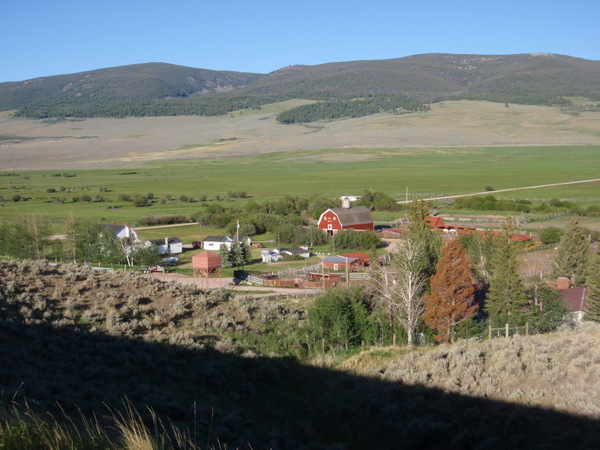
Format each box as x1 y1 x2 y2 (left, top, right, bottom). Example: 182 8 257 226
397 178 600 204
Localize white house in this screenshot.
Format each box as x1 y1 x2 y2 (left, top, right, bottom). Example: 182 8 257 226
261 249 282 263
149 237 183 255
101 223 142 244
203 235 252 251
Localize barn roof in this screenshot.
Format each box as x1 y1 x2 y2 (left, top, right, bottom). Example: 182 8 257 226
338 252 371 262
559 287 587 313
327 206 373 226
323 256 358 263
426 216 445 229
102 223 124 233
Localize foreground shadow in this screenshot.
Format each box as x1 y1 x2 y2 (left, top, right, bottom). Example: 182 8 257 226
1 317 600 449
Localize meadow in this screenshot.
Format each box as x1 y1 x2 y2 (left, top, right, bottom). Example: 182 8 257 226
1 144 600 230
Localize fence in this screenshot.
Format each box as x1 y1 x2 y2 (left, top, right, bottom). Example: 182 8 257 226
488 323 529 339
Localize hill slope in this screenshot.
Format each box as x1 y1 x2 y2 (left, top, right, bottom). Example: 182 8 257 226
1 53 599 119
2 259 600 448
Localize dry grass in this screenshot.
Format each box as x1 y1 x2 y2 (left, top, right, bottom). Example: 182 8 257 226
1 101 600 170
363 322 600 419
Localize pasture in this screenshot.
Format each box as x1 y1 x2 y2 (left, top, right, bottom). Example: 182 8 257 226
1 100 600 232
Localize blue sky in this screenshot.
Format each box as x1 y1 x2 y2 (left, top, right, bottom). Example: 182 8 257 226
1 0 599 82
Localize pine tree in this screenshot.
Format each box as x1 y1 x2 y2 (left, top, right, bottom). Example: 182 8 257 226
586 250 600 322
553 216 590 286
486 217 529 327
423 238 478 343
407 199 442 278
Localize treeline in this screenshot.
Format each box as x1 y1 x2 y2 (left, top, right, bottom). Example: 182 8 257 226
13 95 273 119
275 94 429 124
454 195 600 216
0 217 158 267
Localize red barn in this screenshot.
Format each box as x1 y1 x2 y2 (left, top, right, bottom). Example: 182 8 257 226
318 201 374 236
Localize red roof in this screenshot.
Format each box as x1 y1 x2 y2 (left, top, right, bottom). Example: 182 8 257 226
559 287 587 312
426 217 445 229
338 252 371 263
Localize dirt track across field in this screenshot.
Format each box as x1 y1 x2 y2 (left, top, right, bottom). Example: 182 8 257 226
397 178 600 204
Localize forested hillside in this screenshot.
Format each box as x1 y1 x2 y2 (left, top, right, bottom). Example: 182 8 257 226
1 53 599 121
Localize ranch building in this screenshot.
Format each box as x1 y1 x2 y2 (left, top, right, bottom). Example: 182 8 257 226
318 197 374 236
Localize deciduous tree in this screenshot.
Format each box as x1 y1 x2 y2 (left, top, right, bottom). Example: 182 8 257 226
369 236 428 345
423 238 477 343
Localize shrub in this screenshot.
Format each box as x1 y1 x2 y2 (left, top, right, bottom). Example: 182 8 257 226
539 227 563 244
132 196 148 207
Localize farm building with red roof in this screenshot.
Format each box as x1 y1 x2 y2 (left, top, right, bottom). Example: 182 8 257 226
318 198 374 236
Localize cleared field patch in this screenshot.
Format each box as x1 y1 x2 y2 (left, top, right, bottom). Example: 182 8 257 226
1 101 600 170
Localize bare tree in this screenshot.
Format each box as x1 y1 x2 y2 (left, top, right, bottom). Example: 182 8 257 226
369 237 428 345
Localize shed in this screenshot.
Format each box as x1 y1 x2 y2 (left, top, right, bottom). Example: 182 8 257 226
322 256 358 271
338 251 371 267
150 237 183 255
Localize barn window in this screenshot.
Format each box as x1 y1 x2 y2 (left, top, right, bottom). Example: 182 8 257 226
334 264 339 270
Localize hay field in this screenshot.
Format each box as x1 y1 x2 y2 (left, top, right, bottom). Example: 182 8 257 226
1 100 600 170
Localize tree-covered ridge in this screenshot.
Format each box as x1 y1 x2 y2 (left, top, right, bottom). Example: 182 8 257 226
2 53 599 118
275 94 429 124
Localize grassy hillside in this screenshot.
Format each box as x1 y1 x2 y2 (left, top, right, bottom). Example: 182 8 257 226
2 53 599 119
2 259 600 448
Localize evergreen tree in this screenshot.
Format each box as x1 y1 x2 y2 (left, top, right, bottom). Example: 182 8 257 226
553 216 590 286
423 238 478 343
486 217 529 327
586 250 600 322
219 244 232 268
407 199 442 279
530 285 568 332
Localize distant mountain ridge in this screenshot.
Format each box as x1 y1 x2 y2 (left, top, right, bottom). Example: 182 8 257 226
1 53 599 120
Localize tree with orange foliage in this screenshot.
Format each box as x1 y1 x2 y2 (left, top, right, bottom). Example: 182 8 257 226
423 237 478 343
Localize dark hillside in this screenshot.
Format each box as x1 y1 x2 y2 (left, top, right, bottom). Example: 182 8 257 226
0 63 264 113
1 53 599 119
246 53 600 103
2 260 600 448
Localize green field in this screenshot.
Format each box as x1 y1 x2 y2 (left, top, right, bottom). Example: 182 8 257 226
1 145 600 230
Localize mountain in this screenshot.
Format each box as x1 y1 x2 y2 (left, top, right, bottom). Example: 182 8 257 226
0 63 265 117
1 53 599 120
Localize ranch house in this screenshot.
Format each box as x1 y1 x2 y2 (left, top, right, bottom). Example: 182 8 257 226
203 235 252 251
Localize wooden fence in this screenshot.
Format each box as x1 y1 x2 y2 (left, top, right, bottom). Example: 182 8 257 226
488 323 529 339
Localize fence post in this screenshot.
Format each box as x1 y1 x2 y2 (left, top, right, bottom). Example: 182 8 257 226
505 323 509 338
488 325 492 340
526 323 529 336
393 334 396 347
321 338 325 354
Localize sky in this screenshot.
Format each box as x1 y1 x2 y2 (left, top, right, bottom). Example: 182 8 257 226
1 0 599 82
